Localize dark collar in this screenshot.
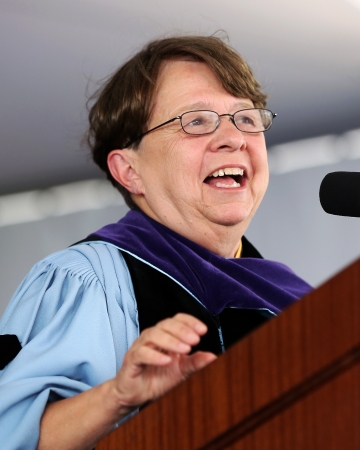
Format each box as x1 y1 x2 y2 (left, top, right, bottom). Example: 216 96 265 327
85 209 312 315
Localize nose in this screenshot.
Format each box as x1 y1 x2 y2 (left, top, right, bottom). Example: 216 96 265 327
218 113 236 127
210 115 247 152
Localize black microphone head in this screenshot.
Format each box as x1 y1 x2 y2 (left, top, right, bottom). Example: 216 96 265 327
319 171 360 217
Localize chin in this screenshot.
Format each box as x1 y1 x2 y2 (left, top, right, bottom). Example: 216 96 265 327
201 188 260 225
205 206 252 228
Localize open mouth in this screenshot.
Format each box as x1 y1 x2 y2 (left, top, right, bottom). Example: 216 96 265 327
204 167 245 189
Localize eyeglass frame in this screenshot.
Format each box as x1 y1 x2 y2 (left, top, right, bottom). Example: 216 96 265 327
124 108 277 148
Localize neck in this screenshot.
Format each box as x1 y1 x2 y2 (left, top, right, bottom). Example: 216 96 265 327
135 202 248 258
183 226 243 258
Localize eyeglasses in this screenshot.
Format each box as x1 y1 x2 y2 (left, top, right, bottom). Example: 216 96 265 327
124 108 277 148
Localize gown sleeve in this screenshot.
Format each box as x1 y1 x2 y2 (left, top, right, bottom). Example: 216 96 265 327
0 242 139 450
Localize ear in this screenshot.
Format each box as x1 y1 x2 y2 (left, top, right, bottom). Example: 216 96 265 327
107 149 144 195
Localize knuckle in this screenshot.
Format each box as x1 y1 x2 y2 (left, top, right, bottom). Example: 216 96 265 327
160 317 174 327
142 327 156 342
174 312 187 320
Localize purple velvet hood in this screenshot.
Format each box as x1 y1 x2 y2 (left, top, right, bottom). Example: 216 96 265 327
89 209 312 316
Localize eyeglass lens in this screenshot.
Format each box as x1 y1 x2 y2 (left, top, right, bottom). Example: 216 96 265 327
181 109 273 135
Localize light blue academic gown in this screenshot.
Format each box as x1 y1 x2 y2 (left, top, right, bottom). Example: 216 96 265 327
0 242 140 450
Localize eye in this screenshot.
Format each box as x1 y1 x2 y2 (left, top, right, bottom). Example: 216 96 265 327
189 118 204 127
183 114 207 127
234 110 262 130
236 114 256 126
182 111 216 134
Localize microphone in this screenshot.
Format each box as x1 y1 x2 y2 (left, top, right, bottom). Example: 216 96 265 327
319 172 360 217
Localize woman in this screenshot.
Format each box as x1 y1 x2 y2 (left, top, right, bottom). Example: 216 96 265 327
0 36 312 450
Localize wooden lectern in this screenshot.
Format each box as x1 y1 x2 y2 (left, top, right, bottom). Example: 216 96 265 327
97 259 360 449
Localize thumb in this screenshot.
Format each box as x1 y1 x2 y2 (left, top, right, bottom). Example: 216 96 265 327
181 351 217 378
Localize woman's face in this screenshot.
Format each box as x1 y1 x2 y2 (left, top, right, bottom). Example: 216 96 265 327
126 60 269 254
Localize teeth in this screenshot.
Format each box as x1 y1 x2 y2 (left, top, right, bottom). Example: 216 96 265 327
224 168 242 176
210 167 244 177
215 181 241 188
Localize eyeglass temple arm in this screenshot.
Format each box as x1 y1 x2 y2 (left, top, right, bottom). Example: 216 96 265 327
124 116 180 148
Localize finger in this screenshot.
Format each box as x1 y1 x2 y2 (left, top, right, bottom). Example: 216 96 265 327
171 313 208 335
137 327 192 354
180 351 217 377
128 344 173 369
155 316 207 347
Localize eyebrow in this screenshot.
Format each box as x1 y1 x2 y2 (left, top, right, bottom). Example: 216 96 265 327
172 100 255 116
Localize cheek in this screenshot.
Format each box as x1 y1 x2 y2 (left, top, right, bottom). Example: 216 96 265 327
255 159 269 190
249 137 268 171
257 151 269 180
249 145 269 191
164 138 203 183
140 137 191 191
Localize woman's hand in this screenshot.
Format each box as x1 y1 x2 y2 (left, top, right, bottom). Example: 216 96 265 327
38 314 216 450
111 313 217 412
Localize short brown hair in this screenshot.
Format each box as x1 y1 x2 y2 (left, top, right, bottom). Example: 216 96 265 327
86 35 268 208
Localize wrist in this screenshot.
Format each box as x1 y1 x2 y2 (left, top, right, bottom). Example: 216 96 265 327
101 379 137 420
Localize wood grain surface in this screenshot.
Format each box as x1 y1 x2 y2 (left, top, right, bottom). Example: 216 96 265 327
97 258 360 450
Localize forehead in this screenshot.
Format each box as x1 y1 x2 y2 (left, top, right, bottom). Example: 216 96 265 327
154 60 225 107
151 60 253 121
